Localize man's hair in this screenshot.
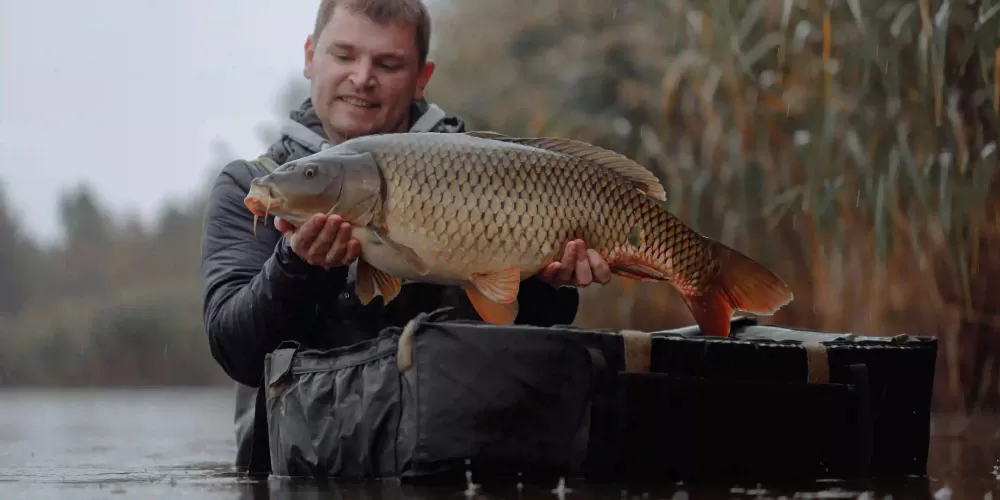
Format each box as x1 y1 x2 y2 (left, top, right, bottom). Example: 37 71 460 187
313 0 432 67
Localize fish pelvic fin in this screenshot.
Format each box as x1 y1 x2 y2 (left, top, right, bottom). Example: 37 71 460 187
469 266 521 303
355 258 403 305
680 241 794 337
465 287 520 325
464 131 667 202
464 266 522 325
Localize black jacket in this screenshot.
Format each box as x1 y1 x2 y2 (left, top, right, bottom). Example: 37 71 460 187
199 97 580 469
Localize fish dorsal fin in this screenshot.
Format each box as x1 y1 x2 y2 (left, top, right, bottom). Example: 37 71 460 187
465 131 667 202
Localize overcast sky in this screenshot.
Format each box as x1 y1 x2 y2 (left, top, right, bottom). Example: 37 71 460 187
1 0 441 245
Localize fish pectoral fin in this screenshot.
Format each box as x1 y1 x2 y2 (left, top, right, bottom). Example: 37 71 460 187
465 286 519 325
355 258 403 305
468 266 521 303
613 263 668 281
368 224 431 275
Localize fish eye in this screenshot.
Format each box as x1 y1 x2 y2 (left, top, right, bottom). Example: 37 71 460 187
303 166 317 179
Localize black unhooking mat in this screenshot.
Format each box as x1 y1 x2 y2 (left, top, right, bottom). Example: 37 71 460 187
251 309 937 483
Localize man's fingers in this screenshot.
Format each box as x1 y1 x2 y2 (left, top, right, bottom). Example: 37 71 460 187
275 217 292 235
323 243 345 268
291 214 325 254
328 237 361 269
307 217 341 262
337 220 352 242
573 244 593 286
587 249 612 284
342 239 362 265
323 222 354 264
559 241 577 267
556 241 579 283
539 262 560 281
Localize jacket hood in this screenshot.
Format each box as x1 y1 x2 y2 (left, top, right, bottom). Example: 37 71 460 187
287 97 326 137
263 97 464 165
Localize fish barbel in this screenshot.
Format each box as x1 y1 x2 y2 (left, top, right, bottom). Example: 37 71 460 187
243 131 794 334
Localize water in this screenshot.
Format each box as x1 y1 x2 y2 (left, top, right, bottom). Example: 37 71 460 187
0 387 996 499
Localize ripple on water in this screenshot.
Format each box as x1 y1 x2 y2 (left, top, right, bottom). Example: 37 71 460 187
0 462 238 484
0 390 998 500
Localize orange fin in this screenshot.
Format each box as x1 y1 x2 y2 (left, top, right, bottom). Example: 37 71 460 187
468 266 521 303
355 258 403 305
465 286 519 325
680 241 794 337
613 262 667 281
680 291 737 338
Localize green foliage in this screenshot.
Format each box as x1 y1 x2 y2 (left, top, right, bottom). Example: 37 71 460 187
58 182 112 245
0 180 30 316
0 171 224 385
0 144 224 386
0 286 226 386
0 70 316 387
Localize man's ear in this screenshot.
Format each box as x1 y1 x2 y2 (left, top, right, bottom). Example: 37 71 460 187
412 60 435 100
303 34 316 79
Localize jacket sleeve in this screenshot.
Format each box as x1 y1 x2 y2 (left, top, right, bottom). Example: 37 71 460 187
514 276 580 327
200 160 348 387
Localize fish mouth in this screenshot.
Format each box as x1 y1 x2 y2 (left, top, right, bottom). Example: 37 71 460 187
244 196 284 217
244 185 286 217
244 183 287 234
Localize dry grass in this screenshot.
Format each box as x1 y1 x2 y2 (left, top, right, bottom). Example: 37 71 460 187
428 0 1000 408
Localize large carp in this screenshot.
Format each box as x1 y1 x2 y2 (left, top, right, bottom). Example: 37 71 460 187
243 131 793 334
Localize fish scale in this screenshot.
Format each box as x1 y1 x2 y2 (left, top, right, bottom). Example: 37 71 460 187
243 130 794 333
374 134 699 286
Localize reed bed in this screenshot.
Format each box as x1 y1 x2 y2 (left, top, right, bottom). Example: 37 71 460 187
429 0 1000 409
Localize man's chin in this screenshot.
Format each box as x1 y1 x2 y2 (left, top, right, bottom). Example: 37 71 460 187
329 120 382 140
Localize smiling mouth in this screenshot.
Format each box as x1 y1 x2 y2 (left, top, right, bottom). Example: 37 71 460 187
339 96 379 108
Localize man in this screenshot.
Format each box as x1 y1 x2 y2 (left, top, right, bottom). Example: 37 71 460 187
200 0 612 473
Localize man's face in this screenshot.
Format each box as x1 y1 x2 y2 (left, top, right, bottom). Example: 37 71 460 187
304 6 435 141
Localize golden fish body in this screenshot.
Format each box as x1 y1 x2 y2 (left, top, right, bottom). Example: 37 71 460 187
363 133 645 282
244 131 793 332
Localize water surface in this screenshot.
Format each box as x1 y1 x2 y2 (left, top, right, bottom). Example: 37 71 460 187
0 387 995 499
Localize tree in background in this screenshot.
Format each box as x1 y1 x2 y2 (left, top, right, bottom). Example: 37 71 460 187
0 180 29 316
0 73 316 387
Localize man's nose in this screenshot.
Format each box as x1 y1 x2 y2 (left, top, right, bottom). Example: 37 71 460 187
349 60 375 87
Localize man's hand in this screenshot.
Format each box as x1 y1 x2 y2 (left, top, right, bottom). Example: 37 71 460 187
537 239 612 288
276 214 361 270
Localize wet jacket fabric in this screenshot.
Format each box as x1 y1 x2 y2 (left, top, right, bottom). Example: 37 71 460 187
199 97 581 471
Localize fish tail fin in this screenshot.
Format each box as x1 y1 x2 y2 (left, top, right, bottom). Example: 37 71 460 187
680 241 794 337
